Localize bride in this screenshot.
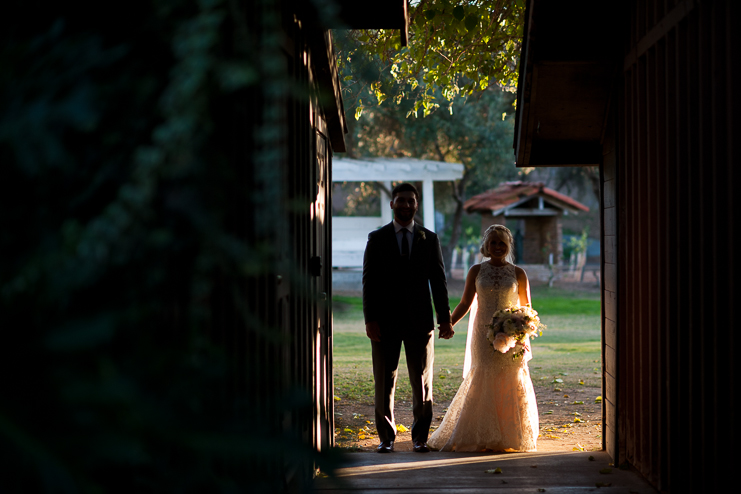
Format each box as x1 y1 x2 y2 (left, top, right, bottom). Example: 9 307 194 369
429 225 539 452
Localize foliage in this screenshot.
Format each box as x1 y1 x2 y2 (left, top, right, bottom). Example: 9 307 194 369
343 86 522 258
335 0 526 117
0 0 317 490
332 181 381 216
563 227 590 262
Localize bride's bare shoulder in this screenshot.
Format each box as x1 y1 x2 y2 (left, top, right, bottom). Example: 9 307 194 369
466 263 483 278
513 265 529 280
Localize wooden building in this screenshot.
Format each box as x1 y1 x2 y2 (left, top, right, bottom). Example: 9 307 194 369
464 181 589 268
514 0 738 491
237 0 408 489
0 1 411 491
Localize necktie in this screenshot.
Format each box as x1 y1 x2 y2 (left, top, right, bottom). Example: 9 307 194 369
401 229 409 258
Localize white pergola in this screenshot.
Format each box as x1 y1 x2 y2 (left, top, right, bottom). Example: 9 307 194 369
332 157 464 268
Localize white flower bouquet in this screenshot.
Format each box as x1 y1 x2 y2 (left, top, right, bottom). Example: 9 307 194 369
486 306 546 359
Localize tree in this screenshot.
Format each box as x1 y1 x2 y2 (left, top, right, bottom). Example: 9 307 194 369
551 166 601 202
336 0 526 117
344 86 522 274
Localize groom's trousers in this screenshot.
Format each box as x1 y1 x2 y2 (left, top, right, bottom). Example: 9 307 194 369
371 327 434 444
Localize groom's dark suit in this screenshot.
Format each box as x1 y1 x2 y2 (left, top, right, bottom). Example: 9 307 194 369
363 221 451 445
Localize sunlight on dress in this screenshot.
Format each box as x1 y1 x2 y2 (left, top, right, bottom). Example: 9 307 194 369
428 262 538 452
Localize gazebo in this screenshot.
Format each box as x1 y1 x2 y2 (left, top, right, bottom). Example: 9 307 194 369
332 157 463 271
464 181 589 277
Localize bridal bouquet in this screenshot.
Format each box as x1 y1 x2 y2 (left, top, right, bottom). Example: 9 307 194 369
486 306 546 359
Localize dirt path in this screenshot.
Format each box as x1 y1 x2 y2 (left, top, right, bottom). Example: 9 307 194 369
334 384 602 453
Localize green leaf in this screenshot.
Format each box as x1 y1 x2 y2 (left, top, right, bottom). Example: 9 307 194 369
452 6 465 21
464 15 478 31
424 9 437 20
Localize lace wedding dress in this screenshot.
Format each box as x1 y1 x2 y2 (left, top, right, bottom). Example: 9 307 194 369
428 262 539 452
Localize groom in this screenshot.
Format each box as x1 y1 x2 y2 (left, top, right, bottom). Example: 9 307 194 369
363 182 453 453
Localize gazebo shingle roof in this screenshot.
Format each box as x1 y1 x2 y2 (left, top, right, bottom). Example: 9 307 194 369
464 181 589 214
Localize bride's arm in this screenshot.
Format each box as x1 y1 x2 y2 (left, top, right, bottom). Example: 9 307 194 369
451 264 481 326
515 266 532 308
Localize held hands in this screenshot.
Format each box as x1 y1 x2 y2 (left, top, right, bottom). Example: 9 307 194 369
438 322 454 339
365 321 381 342
366 321 454 341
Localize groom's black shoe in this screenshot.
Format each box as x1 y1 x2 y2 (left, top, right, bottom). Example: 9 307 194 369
413 441 430 453
377 440 394 453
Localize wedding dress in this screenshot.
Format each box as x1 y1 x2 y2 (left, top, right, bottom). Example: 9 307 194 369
428 262 539 452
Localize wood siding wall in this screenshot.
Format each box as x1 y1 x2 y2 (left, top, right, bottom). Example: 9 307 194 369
232 6 336 488
283 15 335 480
608 0 738 490
601 106 618 462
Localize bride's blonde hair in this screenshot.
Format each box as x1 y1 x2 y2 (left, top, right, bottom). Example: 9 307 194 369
480 225 515 264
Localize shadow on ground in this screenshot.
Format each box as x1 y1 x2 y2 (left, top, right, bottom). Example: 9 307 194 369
314 450 656 493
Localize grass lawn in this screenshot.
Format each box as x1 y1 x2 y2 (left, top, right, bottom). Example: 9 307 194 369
332 286 602 405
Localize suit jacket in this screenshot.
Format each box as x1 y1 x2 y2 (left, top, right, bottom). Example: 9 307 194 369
362 222 451 332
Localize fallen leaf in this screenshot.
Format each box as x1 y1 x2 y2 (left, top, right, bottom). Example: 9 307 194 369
595 482 612 488
573 443 585 451
396 424 409 433
358 434 366 439
563 394 569 398
334 396 341 401
545 410 553 415
554 388 562 392
574 418 582 423
595 396 603 403
553 378 564 383
485 467 503 474
573 401 584 405
599 468 612 474
438 375 446 379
